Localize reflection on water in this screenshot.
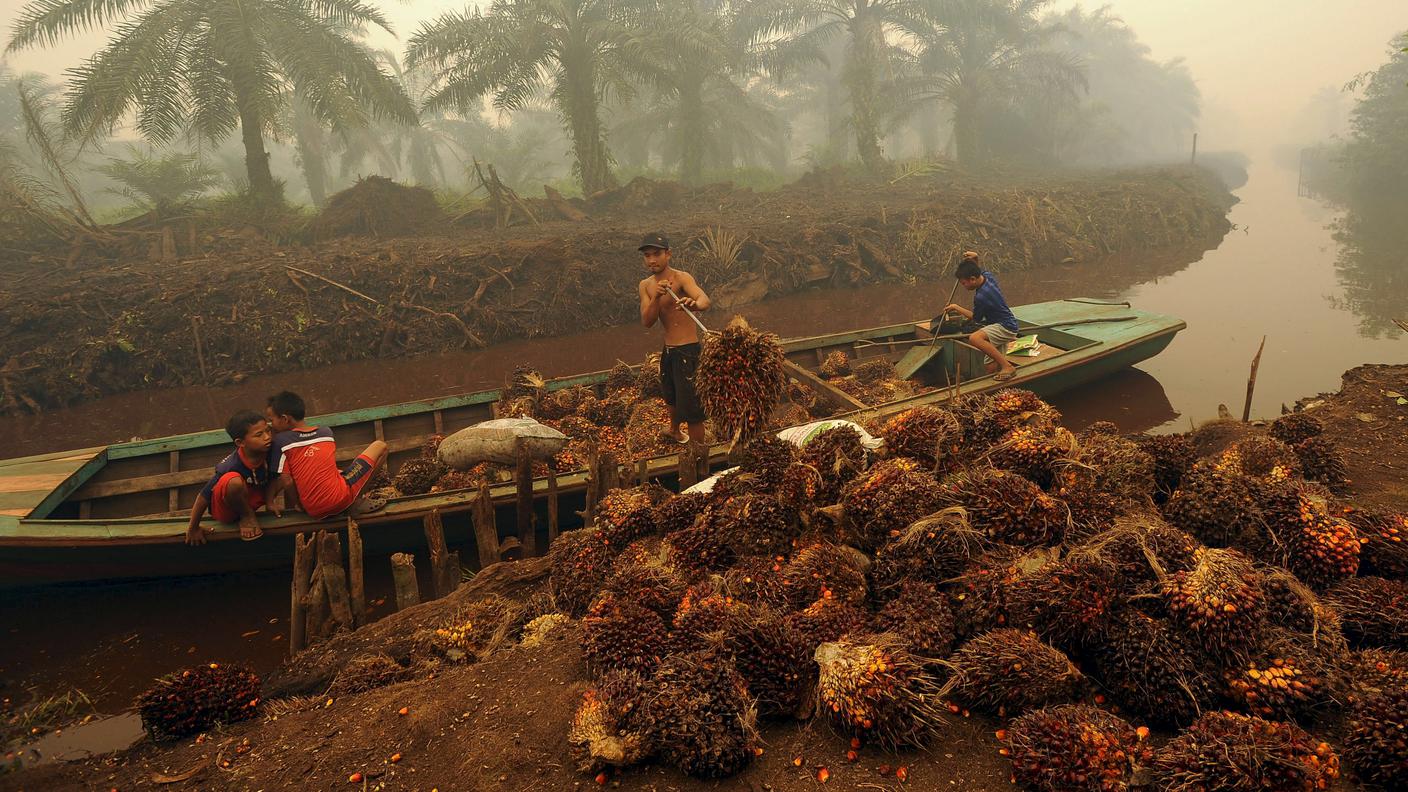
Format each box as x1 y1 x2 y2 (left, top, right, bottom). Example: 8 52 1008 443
1330 201 1408 338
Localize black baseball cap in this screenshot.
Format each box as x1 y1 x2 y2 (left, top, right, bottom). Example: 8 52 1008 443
637 232 670 251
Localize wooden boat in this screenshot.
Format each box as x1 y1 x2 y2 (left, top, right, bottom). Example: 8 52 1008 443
0 299 1183 585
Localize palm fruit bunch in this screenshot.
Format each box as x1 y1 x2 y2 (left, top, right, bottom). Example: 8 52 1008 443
1344 686 1408 788
695 317 785 442
1005 704 1152 792
1130 432 1197 502
652 492 709 535
1260 567 1347 650
1350 508 1408 580
426 595 517 662
721 611 815 718
1057 434 1158 536
1291 436 1349 492
1223 630 1345 723
432 468 485 493
584 390 634 428
549 528 615 617
595 485 669 543
328 653 415 696
520 613 571 648
700 492 798 557
949 547 1028 637
785 597 868 650
623 401 674 456
496 394 535 418
942 629 1083 716
1082 420 1121 437
1161 465 1263 547
818 350 851 379
1161 547 1268 657
420 433 445 458
776 462 826 510
1213 436 1302 483
1006 555 1120 652
637 649 759 778
873 580 957 659
719 556 787 608
840 458 943 550
665 522 735 580
1326 577 1408 650
971 388 1062 445
1075 518 1202 592
793 424 869 503
135 662 261 738
581 593 670 675
568 669 652 773
1342 648 1408 697
635 353 663 397
1150 711 1339 791
735 434 796 492
1087 609 1219 727
938 468 1066 547
989 425 1078 489
703 468 762 504
872 507 990 593
605 361 636 393
780 541 868 609
602 561 687 622
853 357 898 385
393 455 447 496
1270 412 1324 445
670 583 744 649
537 384 593 421
502 364 546 399
815 635 947 749
878 406 964 470
1269 486 1362 590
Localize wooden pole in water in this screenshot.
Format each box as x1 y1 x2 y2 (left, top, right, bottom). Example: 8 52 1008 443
472 482 499 569
515 440 536 558
390 552 420 611
290 532 314 654
423 508 454 598
547 463 560 545
318 531 355 633
1242 336 1266 422
346 517 366 627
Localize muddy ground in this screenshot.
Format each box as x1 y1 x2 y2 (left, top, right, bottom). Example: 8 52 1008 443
0 167 1233 415
5 363 1402 792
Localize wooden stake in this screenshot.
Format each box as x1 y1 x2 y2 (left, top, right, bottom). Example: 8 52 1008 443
318 531 355 633
423 509 455 598
346 518 366 627
547 463 560 545
636 459 648 488
289 532 314 654
515 440 537 558
304 568 329 642
1242 335 1266 422
190 316 209 384
390 552 420 611
472 482 499 570
678 443 700 490
583 449 599 525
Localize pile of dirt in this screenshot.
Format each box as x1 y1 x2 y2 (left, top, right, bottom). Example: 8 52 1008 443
12 384 1405 791
310 175 443 240
0 167 1234 415
1293 364 1408 513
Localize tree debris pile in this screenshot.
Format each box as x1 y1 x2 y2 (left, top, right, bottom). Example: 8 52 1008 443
0 167 1233 415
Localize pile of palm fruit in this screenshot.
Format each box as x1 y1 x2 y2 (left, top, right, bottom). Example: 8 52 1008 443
536 393 1408 788
819 351 936 406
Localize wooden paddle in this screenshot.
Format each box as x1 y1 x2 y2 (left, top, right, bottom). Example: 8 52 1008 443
894 280 962 379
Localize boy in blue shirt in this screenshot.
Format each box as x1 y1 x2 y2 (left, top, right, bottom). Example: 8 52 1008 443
945 251 1020 382
185 410 273 545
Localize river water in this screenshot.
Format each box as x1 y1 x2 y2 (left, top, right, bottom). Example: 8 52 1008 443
2 155 1405 736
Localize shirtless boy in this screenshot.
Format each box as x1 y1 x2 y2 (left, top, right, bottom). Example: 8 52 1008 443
636 232 712 444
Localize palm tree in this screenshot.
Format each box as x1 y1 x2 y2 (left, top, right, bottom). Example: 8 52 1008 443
748 0 922 172
407 0 653 194
7 0 418 204
910 0 1085 167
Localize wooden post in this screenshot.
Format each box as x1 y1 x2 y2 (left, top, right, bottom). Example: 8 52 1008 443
1190 132 1199 165
290 532 314 654
346 518 366 627
515 440 537 558
304 570 329 642
678 444 700 490
318 531 355 633
547 463 560 545
1242 336 1266 422
390 552 420 611
583 449 600 526
424 509 455 598
472 483 499 570
636 459 648 488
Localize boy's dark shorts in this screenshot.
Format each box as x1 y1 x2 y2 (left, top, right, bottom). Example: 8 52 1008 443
660 343 706 425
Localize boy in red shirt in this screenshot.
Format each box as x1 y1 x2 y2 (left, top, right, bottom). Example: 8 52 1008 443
264 391 389 520
186 410 273 545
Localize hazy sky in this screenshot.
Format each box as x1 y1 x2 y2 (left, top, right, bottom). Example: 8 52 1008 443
2 0 1404 154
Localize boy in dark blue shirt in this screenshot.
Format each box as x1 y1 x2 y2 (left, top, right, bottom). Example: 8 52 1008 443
185 410 273 545
945 251 1020 382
